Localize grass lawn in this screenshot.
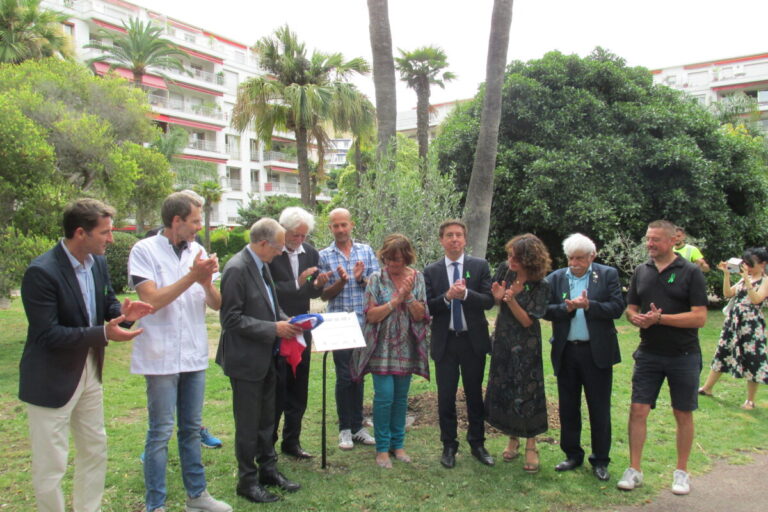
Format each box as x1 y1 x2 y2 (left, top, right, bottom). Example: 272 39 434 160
1 296 766 511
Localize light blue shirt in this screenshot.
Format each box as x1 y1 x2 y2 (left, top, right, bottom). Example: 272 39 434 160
60 240 97 327
318 241 379 325
566 265 591 341
246 246 276 317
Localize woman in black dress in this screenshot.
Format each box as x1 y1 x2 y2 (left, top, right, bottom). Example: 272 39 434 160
486 234 551 473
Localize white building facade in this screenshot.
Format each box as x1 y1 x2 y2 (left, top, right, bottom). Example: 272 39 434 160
43 0 329 227
652 52 768 132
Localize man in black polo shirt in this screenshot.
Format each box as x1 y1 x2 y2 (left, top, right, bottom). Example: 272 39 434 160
618 220 707 496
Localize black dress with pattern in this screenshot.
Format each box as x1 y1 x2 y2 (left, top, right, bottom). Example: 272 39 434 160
484 264 550 438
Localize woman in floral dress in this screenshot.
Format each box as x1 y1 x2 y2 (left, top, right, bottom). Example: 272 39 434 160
352 234 429 468
485 234 551 473
699 247 768 409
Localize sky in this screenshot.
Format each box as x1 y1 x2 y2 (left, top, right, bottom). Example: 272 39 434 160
147 0 768 111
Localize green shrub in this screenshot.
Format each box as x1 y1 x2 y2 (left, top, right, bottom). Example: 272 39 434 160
105 231 138 293
0 229 54 297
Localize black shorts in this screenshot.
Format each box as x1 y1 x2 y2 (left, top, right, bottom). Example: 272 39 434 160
631 349 702 411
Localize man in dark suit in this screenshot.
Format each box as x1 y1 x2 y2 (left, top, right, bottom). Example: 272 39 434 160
423 220 495 468
19 199 152 512
544 233 624 481
268 207 330 459
217 218 304 504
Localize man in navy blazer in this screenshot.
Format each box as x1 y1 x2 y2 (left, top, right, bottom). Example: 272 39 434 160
424 220 495 468
544 233 624 481
19 199 151 512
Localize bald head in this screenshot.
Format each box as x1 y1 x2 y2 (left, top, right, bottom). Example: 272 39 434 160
328 208 354 246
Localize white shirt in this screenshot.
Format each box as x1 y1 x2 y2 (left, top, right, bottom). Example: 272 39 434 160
444 254 468 331
127 235 210 375
283 243 306 290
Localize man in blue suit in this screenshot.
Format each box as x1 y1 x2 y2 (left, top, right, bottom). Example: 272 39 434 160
19 199 152 512
544 233 624 481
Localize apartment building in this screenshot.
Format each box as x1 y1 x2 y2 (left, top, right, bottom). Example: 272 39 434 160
396 99 470 142
652 52 768 132
43 0 330 226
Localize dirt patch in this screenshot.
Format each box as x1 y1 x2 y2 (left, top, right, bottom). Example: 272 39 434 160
363 389 560 444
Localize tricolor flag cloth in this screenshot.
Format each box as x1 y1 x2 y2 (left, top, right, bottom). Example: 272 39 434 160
280 313 324 376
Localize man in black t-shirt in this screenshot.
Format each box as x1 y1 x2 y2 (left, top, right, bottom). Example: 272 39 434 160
618 220 707 496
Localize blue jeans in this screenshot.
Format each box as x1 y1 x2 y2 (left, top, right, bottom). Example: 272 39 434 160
372 374 411 453
144 370 206 511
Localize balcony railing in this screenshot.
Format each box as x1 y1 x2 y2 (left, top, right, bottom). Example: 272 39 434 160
224 178 242 191
187 139 218 152
263 150 298 163
164 66 225 87
225 144 240 160
263 182 299 195
148 93 224 120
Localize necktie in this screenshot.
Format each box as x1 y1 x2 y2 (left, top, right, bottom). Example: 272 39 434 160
262 264 280 354
451 261 463 331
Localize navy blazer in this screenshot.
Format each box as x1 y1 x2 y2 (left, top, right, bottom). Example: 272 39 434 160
19 243 122 408
544 262 624 375
423 255 494 362
217 247 288 382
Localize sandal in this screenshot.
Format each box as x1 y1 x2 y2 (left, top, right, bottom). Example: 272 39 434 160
523 447 540 474
390 449 412 463
741 400 755 410
376 453 393 469
502 437 520 462
698 387 713 397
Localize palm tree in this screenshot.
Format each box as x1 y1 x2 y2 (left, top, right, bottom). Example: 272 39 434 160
395 46 456 169
366 0 397 159
0 0 73 64
84 17 188 85
232 25 373 207
193 180 223 252
463 0 514 258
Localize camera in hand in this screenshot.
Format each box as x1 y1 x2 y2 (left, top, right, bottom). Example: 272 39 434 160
726 257 743 274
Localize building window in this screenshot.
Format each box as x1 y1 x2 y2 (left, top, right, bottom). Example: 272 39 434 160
250 139 260 161
62 22 74 37
234 51 245 64
184 32 196 44
226 167 241 191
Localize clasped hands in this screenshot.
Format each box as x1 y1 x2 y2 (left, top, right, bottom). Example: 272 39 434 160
390 273 416 307
298 266 332 288
565 290 589 312
491 280 523 304
189 250 219 287
106 297 155 342
336 261 365 284
630 303 663 329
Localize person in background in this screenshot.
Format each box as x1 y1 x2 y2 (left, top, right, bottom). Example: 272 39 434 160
485 234 551 474
544 233 624 481
619 220 707 496
673 227 710 273
19 198 152 512
318 208 378 450
699 247 768 410
352 234 429 468
423 220 495 469
268 207 331 458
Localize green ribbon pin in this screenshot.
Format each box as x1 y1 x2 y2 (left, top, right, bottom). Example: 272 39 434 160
465 271 470 279
668 273 676 284
562 292 567 300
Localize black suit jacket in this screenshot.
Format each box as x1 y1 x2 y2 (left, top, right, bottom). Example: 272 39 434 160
217 247 288 382
268 242 322 317
19 243 122 408
423 255 494 361
544 262 624 375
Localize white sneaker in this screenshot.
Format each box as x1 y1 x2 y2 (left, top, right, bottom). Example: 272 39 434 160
352 427 376 445
617 467 644 491
671 469 691 495
185 490 232 512
338 429 354 450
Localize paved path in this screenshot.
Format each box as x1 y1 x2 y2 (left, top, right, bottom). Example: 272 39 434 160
593 452 768 512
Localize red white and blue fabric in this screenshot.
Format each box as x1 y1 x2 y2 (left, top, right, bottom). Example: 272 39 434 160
280 314 324 376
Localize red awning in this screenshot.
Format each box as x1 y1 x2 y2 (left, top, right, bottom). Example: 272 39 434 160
93 62 167 89
176 154 227 164
266 165 298 174
180 46 224 65
175 82 223 97
93 19 127 33
153 114 222 132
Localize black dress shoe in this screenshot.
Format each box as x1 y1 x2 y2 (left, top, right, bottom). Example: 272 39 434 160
555 458 583 472
440 446 457 469
593 465 610 481
259 470 301 492
236 483 280 503
471 445 495 466
282 445 314 459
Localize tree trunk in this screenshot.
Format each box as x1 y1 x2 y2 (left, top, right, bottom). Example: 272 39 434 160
367 0 397 159
295 126 312 206
463 0 514 259
416 80 430 178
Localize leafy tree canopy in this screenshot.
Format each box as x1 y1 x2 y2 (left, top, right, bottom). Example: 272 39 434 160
0 58 171 237
434 48 768 269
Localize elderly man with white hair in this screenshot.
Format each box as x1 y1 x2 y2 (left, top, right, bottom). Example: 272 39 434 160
267 207 330 459
544 233 624 482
